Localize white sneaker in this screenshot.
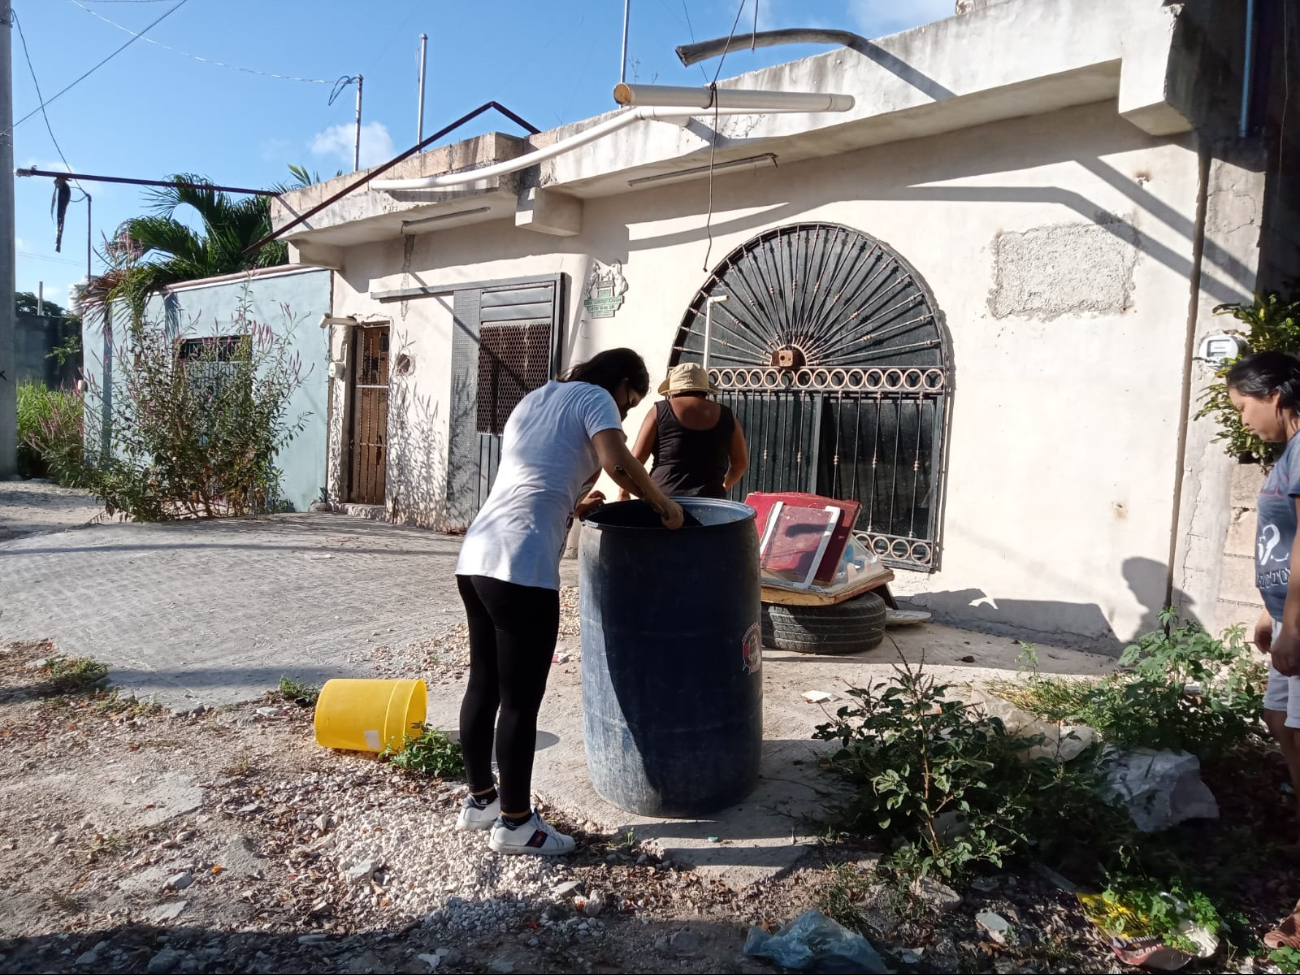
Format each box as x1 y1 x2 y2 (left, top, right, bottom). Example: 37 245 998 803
456 793 500 831
488 812 576 856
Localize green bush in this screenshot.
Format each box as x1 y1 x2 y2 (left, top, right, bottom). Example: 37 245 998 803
814 659 1130 881
382 726 464 778
1273 947 1300 974
59 297 309 521
996 612 1265 760
277 676 320 705
1084 875 1222 956
42 656 110 695
1197 290 1300 463
17 381 83 481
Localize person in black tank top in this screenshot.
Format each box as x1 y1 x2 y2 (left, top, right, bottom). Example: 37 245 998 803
621 363 749 500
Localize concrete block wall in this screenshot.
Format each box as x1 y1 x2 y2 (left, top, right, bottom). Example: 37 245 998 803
1216 462 1265 635
15 311 80 388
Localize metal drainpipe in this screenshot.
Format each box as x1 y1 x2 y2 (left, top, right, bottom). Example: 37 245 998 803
1239 0 1257 139
1165 147 1212 618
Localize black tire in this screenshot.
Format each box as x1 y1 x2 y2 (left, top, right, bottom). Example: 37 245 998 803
761 592 888 655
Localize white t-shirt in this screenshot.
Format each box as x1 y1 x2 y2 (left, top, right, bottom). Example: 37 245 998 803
456 380 623 590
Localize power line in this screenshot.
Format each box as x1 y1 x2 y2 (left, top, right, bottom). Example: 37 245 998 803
662 0 710 81
712 0 749 85
5 0 191 136
67 0 333 83
702 0 750 272
18 250 85 268
10 8 84 196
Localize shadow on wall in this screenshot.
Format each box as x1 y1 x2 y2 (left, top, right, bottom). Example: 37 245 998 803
903 556 1202 653
385 335 453 531
383 100 1258 339
442 371 481 532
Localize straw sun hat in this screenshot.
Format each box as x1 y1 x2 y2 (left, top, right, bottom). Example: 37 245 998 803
657 362 720 397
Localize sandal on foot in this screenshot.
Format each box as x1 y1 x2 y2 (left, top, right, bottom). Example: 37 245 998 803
1264 900 1300 950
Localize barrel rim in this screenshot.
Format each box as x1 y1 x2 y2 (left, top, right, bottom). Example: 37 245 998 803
583 497 757 532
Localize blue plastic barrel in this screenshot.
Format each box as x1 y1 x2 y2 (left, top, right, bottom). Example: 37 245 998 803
579 498 763 817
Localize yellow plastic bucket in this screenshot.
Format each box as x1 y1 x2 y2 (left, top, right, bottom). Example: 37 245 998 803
313 678 427 753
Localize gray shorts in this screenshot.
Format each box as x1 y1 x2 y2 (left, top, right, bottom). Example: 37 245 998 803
1267 620 1300 730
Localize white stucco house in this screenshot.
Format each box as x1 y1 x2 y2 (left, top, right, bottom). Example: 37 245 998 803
270 0 1298 651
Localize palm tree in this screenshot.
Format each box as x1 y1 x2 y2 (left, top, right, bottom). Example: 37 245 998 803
102 174 288 319
285 163 341 189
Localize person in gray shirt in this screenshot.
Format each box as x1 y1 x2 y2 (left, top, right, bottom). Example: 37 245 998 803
1227 351 1300 951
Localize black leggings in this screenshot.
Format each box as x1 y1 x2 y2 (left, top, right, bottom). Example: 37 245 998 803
457 574 560 814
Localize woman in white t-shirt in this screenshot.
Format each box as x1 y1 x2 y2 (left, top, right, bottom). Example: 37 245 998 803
453 348 684 856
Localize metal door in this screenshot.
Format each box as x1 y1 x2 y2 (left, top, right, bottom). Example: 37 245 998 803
672 224 949 571
447 274 565 528
348 325 389 505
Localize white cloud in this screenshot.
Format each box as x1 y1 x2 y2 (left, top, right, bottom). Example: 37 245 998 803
311 121 395 169
848 0 955 36
260 137 293 164
748 0 836 33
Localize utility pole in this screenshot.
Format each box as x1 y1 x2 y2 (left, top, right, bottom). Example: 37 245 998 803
353 73 364 172
620 0 631 84
417 34 428 144
84 192 91 280
0 0 16 477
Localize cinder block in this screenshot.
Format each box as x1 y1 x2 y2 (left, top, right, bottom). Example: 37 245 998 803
1223 507 1256 559
1217 554 1259 606
1214 599 1263 639
1230 463 1266 508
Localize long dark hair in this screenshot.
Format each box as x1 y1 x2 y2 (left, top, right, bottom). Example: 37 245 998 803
562 348 650 397
1226 351 1300 413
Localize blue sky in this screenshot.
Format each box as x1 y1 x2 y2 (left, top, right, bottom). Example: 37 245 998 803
10 0 954 306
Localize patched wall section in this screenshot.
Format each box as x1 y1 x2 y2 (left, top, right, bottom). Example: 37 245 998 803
988 218 1140 320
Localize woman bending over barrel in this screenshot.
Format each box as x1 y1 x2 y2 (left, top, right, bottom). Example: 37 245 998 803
453 348 684 856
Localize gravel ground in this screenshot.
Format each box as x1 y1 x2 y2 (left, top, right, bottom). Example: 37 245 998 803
397 589 581 687
0 639 790 975
1 627 1294 974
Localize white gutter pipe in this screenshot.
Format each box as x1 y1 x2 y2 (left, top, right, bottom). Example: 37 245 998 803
613 82 854 113
372 97 851 191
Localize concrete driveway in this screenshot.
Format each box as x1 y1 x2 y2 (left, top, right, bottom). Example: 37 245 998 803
0 514 520 705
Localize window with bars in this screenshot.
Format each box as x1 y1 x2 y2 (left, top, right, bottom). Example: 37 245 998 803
476 322 553 435
177 336 243 361
177 335 248 394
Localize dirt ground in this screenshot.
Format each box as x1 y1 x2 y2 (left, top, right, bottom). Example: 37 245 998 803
6 637 1298 975
0 637 1105 975
1 497 1296 974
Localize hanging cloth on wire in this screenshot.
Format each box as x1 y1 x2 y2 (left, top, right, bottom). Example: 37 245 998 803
52 176 72 253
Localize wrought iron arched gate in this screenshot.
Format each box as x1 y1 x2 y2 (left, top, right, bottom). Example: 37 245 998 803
670 223 948 571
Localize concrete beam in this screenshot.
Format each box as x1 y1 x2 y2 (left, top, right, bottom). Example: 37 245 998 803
289 241 346 271
270 132 529 240
515 187 583 237
1118 4 1193 136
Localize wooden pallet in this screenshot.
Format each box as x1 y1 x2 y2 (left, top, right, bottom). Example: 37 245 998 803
761 566 895 607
